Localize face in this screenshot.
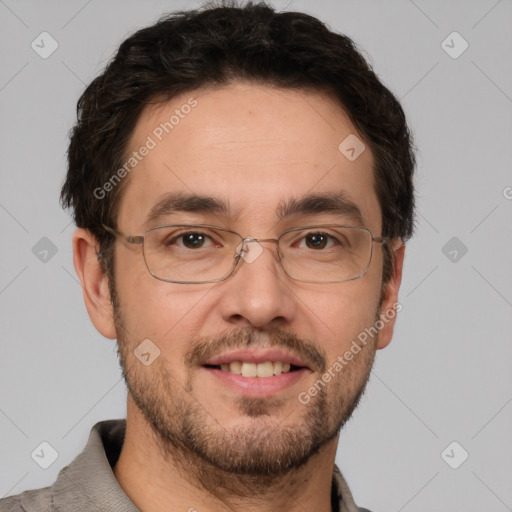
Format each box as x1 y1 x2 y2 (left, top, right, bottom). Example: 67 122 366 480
106 82 399 476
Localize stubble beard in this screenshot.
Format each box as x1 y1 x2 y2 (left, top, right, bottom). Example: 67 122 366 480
113 303 378 495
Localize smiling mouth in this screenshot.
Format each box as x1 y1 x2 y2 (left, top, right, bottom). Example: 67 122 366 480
203 361 304 378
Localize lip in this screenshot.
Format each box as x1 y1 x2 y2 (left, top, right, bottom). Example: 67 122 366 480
202 366 310 398
203 348 310 369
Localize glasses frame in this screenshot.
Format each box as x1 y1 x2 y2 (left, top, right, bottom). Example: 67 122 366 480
102 223 389 284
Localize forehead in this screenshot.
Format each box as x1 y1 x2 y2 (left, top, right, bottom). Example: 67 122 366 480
116 82 380 234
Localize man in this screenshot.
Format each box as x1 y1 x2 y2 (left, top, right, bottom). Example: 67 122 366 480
1 1 415 511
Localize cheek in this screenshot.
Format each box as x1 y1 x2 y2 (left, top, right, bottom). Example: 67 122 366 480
113 250 169 341
312 280 381 361
114 259 210 353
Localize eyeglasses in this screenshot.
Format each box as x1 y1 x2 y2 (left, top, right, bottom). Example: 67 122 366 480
102 223 388 284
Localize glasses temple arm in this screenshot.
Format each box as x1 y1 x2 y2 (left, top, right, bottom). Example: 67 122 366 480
102 224 144 245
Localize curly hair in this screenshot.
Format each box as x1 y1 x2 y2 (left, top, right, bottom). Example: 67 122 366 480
61 0 415 290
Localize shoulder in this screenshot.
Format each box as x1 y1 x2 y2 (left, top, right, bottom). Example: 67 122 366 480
0 485 52 511
0 495 21 512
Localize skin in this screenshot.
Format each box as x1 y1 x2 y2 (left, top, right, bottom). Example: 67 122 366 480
73 82 405 512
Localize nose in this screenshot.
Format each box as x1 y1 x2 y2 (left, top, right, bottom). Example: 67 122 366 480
217 239 297 328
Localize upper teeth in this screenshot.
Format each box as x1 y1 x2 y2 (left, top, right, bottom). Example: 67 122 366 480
219 361 292 377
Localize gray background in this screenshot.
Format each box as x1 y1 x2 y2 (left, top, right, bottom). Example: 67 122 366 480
1 0 511 510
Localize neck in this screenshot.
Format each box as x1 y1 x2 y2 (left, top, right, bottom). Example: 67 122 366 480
114 396 339 512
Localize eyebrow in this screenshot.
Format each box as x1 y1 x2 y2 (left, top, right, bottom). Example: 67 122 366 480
276 192 364 225
144 191 364 227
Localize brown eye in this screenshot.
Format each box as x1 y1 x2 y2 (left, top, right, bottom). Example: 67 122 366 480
305 233 329 249
163 231 215 249
181 233 207 249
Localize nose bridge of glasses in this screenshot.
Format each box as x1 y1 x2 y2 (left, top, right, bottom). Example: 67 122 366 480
235 237 282 264
244 236 279 244
238 237 280 251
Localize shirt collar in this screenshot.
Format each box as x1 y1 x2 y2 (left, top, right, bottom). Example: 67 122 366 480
52 420 139 511
49 419 362 512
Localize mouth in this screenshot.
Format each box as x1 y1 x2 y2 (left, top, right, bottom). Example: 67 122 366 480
203 361 304 377
200 348 312 397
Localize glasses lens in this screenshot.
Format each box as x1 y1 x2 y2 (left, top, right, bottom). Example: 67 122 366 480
143 225 240 283
278 226 373 282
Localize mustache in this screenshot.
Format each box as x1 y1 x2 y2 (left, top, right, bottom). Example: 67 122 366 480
184 326 326 373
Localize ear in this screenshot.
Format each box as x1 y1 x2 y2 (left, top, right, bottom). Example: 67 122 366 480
376 240 405 350
72 228 117 339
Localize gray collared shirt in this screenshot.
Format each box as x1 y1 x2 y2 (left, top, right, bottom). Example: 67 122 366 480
0 420 372 512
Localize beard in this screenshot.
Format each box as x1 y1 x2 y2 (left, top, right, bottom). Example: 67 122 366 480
113 301 378 494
